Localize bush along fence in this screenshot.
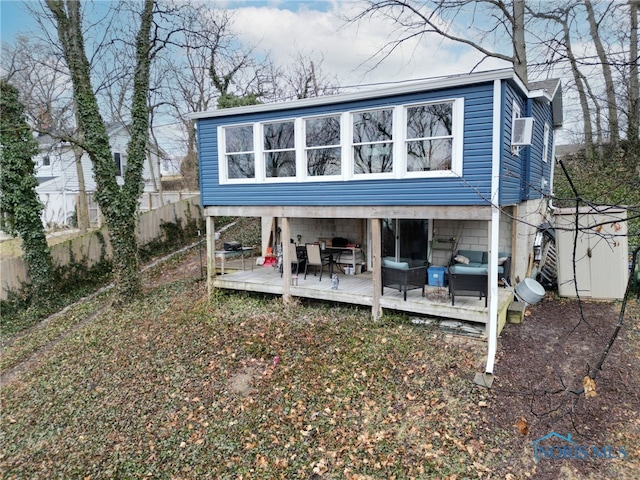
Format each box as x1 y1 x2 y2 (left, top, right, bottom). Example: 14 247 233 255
1 195 204 302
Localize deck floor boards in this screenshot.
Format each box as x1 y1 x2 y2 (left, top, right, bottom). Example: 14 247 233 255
213 261 514 329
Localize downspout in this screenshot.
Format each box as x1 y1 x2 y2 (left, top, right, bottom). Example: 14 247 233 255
478 78 504 386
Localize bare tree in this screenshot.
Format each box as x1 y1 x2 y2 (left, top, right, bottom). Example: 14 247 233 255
44 0 156 301
348 0 638 163
346 0 529 81
629 0 639 148
584 0 620 147
280 51 341 100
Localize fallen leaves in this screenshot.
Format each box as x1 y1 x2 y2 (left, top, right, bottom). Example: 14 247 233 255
584 375 598 398
0 273 499 479
516 417 529 436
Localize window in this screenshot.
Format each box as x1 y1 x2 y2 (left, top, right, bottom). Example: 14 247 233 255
264 120 296 178
216 97 463 184
405 102 453 171
511 101 521 156
42 155 50 166
352 108 393 175
114 152 122 176
542 123 550 163
305 115 341 176
225 125 255 179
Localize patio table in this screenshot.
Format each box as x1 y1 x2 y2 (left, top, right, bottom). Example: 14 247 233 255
215 247 254 275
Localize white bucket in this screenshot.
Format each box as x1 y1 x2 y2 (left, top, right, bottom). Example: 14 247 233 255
515 278 545 305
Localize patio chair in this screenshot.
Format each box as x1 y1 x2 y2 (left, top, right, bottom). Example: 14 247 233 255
280 243 304 277
305 243 330 280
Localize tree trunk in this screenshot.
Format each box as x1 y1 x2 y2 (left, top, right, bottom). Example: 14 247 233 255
628 0 639 176
561 18 594 159
46 0 154 301
585 0 619 146
73 143 89 231
513 0 528 83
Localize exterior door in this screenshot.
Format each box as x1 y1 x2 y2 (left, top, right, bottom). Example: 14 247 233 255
382 218 429 265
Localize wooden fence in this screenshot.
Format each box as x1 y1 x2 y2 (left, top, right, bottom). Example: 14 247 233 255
0 195 202 300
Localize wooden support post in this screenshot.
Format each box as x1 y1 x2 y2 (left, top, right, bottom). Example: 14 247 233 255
206 215 217 296
371 218 382 320
281 217 292 304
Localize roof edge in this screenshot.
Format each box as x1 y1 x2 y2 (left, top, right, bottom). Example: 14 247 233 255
189 68 517 120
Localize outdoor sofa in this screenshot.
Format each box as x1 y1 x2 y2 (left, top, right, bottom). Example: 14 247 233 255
447 250 511 306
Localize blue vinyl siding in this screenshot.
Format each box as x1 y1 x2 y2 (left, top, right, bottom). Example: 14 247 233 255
498 81 556 204
198 83 497 207
527 100 554 199
500 82 528 204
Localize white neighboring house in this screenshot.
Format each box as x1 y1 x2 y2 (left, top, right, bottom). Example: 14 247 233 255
34 124 162 228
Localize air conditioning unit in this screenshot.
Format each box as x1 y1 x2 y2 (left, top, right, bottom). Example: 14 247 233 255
511 117 535 146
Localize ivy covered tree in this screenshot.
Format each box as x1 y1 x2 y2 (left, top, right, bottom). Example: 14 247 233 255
0 79 54 305
44 0 155 302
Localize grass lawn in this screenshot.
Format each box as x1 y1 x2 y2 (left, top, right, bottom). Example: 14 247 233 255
1 247 638 479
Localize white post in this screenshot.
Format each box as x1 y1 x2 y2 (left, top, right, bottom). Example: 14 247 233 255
371 218 382 320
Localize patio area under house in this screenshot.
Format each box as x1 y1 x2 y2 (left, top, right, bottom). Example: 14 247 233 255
210 215 516 335
192 68 563 378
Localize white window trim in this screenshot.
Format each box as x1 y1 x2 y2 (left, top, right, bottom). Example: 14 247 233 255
402 98 463 179
302 114 343 182
262 118 298 183
217 98 465 184
511 101 521 157
217 124 256 184
350 106 395 180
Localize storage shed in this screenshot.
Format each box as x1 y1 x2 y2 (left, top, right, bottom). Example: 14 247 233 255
554 206 628 300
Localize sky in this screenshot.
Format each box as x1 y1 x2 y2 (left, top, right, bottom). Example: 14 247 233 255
1 0 581 157
1 0 507 85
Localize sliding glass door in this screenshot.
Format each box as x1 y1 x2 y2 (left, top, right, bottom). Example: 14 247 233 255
382 219 429 265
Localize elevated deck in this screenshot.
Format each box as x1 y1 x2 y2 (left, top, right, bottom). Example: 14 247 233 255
212 262 513 333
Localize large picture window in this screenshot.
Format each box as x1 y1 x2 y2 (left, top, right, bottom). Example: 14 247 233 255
217 97 463 184
352 109 393 174
264 120 296 178
225 125 255 179
406 102 453 172
305 115 341 176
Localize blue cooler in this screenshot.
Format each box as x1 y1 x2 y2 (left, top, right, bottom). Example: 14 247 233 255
427 266 447 287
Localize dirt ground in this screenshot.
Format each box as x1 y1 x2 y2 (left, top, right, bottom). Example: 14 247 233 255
484 295 640 478
149 247 640 478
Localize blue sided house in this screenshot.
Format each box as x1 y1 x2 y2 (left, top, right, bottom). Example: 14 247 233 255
192 68 563 377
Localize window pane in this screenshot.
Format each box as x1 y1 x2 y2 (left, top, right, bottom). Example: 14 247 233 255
264 121 295 150
266 151 296 177
354 143 393 174
114 152 122 176
353 109 393 143
407 103 452 139
307 148 341 176
225 125 253 153
406 139 452 171
306 116 340 147
227 153 255 179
